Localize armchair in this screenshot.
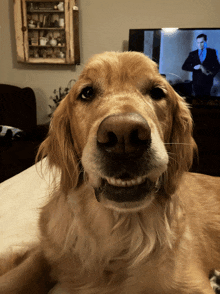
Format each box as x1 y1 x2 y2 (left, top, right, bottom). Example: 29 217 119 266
0 84 48 182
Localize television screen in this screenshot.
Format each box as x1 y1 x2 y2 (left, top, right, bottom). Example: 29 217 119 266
129 28 220 106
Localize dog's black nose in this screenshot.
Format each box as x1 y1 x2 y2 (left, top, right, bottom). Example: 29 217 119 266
97 113 151 154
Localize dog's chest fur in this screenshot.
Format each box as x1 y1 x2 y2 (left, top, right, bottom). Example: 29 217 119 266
44 188 184 294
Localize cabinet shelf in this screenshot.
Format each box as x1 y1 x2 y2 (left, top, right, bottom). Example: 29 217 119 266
29 45 66 47
27 9 65 13
28 57 66 64
28 28 65 30
14 0 80 65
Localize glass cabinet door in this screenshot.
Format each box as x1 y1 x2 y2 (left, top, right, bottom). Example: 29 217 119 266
14 0 80 64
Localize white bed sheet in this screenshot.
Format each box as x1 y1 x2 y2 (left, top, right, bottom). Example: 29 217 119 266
0 159 58 254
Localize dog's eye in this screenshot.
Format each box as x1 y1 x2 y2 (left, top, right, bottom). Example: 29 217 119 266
150 87 166 100
79 86 95 101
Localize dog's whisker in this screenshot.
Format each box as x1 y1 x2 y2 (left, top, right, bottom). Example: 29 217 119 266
164 143 194 146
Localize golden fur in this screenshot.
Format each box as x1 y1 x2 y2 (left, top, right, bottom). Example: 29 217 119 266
0 51 220 294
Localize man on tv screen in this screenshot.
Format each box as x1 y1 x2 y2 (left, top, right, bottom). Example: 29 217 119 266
182 33 220 99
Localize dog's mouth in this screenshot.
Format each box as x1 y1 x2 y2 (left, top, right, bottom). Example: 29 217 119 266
94 174 157 204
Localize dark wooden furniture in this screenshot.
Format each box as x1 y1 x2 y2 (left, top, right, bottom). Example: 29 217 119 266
190 107 220 176
0 84 48 183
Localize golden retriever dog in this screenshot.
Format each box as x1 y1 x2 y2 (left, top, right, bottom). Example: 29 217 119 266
0 51 220 294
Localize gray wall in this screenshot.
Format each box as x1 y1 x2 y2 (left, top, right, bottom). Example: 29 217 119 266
1 0 220 124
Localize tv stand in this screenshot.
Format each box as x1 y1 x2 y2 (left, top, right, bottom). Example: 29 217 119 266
190 107 220 176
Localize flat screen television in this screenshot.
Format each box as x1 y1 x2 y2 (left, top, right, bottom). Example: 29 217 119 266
129 28 220 106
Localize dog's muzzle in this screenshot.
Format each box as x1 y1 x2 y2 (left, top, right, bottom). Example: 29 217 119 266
94 113 157 204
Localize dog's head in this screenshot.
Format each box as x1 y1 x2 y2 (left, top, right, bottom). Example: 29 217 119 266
38 52 196 212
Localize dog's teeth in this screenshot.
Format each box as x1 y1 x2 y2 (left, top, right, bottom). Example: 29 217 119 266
137 177 146 185
105 175 147 187
116 179 122 185
131 179 136 186
112 179 117 185
108 178 116 185
126 180 133 187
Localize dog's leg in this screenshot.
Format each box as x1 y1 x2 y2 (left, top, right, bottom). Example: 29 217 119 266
0 248 55 294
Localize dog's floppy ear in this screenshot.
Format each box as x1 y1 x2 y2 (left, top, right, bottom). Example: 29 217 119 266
37 95 80 194
164 86 197 195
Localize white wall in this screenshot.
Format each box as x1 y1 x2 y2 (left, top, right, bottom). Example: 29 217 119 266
1 0 220 124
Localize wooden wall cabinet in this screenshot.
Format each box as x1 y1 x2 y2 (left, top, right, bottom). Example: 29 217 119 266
14 0 80 64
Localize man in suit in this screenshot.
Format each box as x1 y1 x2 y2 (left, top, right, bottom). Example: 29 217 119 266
182 33 220 99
